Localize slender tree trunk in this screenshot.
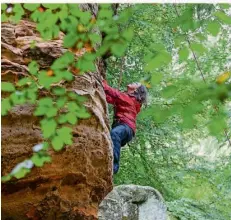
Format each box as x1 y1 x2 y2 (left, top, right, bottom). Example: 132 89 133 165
1 4 113 220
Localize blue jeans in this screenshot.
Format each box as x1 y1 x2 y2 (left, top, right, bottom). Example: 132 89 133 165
110 123 134 174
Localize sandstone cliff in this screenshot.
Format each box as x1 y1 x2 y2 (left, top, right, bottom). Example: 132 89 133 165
1 5 113 219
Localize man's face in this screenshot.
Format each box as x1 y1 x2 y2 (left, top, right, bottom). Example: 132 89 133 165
127 82 141 94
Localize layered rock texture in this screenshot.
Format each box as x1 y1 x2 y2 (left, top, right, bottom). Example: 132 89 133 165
1 10 113 220
98 185 167 220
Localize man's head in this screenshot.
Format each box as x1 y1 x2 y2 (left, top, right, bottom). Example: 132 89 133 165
127 82 148 105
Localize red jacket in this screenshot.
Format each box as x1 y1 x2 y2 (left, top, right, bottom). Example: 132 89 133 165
102 80 141 133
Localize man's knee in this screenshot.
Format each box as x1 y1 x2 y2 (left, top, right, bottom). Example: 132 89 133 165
110 129 121 141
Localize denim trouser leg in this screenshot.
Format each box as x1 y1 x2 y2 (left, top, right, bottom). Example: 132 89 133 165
110 124 134 174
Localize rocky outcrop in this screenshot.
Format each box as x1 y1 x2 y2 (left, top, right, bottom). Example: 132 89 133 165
1 13 113 220
98 185 167 220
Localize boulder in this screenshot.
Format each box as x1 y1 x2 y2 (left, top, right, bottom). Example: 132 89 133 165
98 184 167 220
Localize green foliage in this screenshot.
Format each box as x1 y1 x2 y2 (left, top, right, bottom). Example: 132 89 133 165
31 153 51 167
179 46 189 62
107 4 231 220
1 3 133 181
190 42 207 54
1 4 231 219
23 4 40 11
28 61 39 75
1 98 12 116
214 11 231 25
40 118 57 138
1 82 15 92
207 21 221 36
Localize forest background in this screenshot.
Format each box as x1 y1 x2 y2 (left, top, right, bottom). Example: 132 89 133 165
1 3 231 220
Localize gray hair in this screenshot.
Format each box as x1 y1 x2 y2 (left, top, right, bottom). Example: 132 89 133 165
133 84 148 106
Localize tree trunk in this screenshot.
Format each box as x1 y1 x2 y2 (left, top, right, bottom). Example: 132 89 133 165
1 4 113 220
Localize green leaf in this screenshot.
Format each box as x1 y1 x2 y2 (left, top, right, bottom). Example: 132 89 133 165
40 118 57 138
208 117 227 135
151 73 163 85
67 101 79 112
31 10 42 22
10 92 26 105
150 43 166 52
26 90 37 103
66 112 77 125
69 5 82 17
52 136 64 151
13 4 24 15
174 35 185 47
57 127 73 145
58 5 68 20
162 85 178 98
63 33 78 48
46 107 58 118
14 168 30 179
60 15 78 32
11 14 23 24
1 82 15 92
17 77 32 86
42 4 61 10
23 3 40 11
58 114 68 124
181 115 195 129
1 4 7 10
34 97 55 116
145 52 172 71
52 25 60 38
56 97 67 108
1 175 12 182
28 61 39 75
117 8 132 23
190 43 207 54
111 43 127 57
214 11 231 25
75 107 91 119
60 70 74 81
39 97 53 107
57 126 72 135
219 4 231 9
31 154 51 167
51 52 75 70
36 25 53 40
179 46 189 61
207 21 221 36
1 13 8 22
31 154 44 167
34 106 47 116
89 33 102 44
146 106 170 123
195 33 207 41
121 28 134 41
52 87 66 96
1 98 12 116
98 8 113 19
79 11 91 25
76 59 96 72
38 70 55 88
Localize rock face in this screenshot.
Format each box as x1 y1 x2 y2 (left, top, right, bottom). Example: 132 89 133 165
1 13 113 220
98 185 167 220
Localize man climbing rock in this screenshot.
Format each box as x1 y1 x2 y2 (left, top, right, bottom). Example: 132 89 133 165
102 79 148 174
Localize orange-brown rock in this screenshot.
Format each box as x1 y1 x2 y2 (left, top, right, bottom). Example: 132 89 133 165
1 14 113 220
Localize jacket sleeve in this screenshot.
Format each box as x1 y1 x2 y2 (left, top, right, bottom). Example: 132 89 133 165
102 80 121 104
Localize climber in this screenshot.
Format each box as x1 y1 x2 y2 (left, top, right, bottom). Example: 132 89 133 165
102 79 148 174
